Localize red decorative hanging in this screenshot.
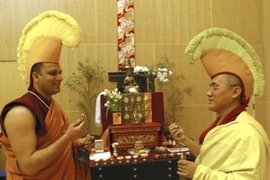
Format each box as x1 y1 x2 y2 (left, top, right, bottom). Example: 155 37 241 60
117 0 135 70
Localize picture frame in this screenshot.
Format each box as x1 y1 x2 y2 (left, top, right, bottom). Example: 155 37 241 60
95 139 104 153
112 111 122 125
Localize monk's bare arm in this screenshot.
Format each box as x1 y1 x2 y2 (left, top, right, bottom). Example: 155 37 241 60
4 106 86 175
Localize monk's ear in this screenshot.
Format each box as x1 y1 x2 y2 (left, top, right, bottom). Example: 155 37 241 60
31 71 40 83
232 86 242 98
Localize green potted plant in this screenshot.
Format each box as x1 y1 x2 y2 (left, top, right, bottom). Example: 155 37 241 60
65 60 105 134
156 55 195 127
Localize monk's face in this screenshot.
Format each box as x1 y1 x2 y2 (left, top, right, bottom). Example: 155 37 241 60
33 63 63 99
206 74 237 114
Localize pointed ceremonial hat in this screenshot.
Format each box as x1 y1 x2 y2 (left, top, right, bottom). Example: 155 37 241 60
17 10 83 84
184 28 264 105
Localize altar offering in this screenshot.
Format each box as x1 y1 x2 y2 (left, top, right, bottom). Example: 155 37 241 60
127 140 151 155
134 141 144 153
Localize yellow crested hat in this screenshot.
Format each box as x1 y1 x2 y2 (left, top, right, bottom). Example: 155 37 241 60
17 10 83 84
184 28 264 105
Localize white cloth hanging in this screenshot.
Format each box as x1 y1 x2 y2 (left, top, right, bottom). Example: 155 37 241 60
95 91 105 127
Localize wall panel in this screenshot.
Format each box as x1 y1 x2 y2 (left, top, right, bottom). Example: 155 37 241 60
213 0 263 45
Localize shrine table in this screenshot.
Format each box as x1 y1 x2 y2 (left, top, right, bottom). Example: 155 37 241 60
90 150 195 180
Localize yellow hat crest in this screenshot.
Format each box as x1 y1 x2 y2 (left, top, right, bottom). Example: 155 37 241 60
17 10 83 84
184 28 264 105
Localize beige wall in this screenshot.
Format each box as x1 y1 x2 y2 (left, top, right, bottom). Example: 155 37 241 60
0 0 269 170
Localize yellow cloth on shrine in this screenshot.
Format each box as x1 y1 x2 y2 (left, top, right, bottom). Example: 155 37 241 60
194 111 270 179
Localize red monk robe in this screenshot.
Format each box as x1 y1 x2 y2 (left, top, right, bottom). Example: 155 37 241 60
0 89 91 180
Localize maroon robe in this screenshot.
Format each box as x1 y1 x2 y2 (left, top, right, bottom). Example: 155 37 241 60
0 88 91 179
199 105 246 144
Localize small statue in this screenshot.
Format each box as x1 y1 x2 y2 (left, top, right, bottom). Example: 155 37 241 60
124 68 140 93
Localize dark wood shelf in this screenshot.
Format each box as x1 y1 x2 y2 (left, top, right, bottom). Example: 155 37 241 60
108 72 147 93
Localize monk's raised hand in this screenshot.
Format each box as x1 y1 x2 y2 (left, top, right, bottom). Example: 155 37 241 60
66 116 86 140
168 123 186 142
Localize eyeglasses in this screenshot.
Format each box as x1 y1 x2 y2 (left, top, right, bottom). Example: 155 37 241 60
207 84 240 93
207 86 227 93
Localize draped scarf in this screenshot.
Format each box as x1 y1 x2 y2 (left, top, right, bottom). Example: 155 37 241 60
199 105 246 144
